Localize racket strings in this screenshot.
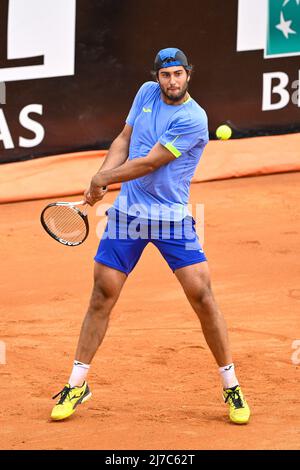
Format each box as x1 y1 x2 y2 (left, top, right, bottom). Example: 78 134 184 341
48 207 83 233
43 205 87 242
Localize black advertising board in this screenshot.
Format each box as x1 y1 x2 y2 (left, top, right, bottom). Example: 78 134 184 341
0 0 300 163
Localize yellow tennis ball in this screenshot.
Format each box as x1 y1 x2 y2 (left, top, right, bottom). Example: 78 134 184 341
216 124 232 140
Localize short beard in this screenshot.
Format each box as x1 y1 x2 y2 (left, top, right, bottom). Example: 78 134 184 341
160 82 189 103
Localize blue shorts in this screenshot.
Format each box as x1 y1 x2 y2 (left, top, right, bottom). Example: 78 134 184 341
94 209 207 275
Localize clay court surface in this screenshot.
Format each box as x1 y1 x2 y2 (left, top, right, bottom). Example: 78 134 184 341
0 171 299 450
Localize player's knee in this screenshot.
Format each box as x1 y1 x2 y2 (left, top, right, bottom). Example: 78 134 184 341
197 282 213 305
89 280 118 311
186 275 214 310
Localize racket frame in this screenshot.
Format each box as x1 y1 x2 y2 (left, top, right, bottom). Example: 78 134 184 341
40 200 89 246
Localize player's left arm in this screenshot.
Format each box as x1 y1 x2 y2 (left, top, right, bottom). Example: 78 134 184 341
90 142 176 189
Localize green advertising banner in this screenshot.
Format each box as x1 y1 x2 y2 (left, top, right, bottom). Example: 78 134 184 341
266 0 300 58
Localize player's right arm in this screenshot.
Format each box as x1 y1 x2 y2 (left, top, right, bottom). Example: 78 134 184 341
99 123 132 172
99 82 154 173
83 124 132 204
100 82 153 173
84 82 150 204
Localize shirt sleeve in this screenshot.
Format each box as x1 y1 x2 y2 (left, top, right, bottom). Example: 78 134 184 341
158 111 209 158
126 82 154 127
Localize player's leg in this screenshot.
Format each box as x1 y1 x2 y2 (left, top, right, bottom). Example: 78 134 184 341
51 262 126 421
51 209 148 421
153 216 250 424
175 261 231 367
74 262 127 364
175 261 250 424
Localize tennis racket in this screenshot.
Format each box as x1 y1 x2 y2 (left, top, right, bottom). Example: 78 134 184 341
40 200 89 246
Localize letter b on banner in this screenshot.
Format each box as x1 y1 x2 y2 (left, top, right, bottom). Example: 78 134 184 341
262 72 290 111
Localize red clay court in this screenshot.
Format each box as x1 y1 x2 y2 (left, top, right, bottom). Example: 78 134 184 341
0 136 299 449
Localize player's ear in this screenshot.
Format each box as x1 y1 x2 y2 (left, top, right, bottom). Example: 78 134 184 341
186 67 193 81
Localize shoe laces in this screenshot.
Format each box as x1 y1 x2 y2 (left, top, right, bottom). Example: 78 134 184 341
52 385 72 404
225 387 244 409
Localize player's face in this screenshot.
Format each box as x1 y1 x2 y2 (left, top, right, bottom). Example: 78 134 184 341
157 66 190 104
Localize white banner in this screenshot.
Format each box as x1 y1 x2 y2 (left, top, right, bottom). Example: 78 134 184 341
237 0 268 52
0 0 76 82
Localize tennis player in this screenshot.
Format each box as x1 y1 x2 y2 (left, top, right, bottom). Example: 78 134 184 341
51 48 250 424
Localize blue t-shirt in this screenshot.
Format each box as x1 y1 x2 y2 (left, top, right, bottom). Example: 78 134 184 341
113 81 209 221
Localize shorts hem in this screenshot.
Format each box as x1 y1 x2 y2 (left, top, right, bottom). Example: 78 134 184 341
94 258 129 275
172 258 207 273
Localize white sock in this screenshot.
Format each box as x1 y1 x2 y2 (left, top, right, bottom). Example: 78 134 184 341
219 363 239 389
68 360 90 387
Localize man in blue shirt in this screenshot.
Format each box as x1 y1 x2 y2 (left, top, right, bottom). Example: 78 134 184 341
51 48 250 425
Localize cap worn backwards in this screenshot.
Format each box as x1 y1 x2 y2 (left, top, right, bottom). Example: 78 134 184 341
154 47 191 71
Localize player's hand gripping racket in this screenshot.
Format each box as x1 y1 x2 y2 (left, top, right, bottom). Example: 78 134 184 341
40 200 90 246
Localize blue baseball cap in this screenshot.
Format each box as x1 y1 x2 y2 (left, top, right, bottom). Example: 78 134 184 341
154 47 191 71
